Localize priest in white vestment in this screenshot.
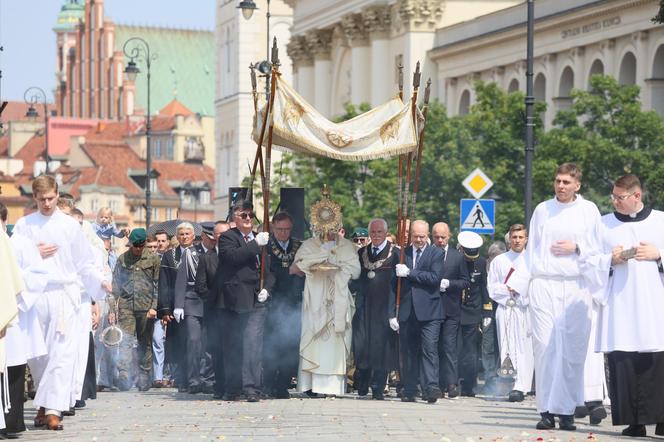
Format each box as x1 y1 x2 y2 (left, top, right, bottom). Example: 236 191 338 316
488 223 533 403
508 163 605 432
592 174 664 438
12 175 110 431
292 191 360 395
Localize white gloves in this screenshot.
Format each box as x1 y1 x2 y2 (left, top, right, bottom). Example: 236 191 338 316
173 308 184 323
439 278 450 292
395 264 410 278
255 232 270 246
389 317 400 332
257 288 270 303
482 317 492 328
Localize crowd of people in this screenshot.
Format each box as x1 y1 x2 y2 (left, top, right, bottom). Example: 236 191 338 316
0 162 663 439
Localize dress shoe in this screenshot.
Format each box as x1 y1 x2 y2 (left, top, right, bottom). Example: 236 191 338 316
152 380 165 388
372 392 384 400
656 423 664 436
574 405 589 418
588 404 607 425
75 400 86 408
535 412 555 430
246 394 260 403
222 393 239 401
426 387 442 404
34 408 46 427
622 424 646 437
357 387 369 397
508 390 524 402
45 414 63 431
447 384 459 399
274 390 290 399
188 385 203 394
304 389 320 398
0 431 19 439
62 407 75 417
558 414 576 431
460 390 475 397
400 395 416 402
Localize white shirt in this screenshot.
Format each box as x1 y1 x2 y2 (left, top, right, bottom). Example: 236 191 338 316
370 239 388 256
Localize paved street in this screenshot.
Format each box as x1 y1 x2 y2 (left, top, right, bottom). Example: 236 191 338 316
16 389 645 442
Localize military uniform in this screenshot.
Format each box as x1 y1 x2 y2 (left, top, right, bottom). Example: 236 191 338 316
111 246 161 390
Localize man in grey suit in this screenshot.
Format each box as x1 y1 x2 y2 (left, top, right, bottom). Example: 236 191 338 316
389 220 445 404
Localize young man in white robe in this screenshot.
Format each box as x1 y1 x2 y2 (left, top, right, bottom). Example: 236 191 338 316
12 175 111 431
508 163 605 431
592 174 664 438
291 204 360 396
487 223 533 403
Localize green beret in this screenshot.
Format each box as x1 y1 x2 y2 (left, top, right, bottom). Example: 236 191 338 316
351 227 369 238
129 228 147 245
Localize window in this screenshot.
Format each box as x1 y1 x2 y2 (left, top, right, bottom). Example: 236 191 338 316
154 138 162 158
152 208 158 222
165 208 174 220
166 138 174 160
91 198 99 213
109 200 118 212
149 178 158 193
199 190 211 205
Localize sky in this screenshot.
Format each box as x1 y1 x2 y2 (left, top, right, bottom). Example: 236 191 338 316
0 0 216 102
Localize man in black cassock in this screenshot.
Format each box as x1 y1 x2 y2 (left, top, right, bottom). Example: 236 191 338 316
262 212 304 399
351 218 399 400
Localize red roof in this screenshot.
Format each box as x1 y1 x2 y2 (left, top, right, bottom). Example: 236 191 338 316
13 135 46 179
0 137 8 157
159 99 193 117
0 102 40 123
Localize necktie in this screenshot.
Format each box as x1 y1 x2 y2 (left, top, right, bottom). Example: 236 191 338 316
415 248 422 268
441 247 446 262
244 234 250 242
373 247 379 257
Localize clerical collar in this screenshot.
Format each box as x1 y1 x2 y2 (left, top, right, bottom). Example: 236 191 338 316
614 205 651 223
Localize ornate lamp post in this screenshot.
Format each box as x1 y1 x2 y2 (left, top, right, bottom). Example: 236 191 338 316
24 87 50 175
524 0 535 225
238 0 273 101
123 37 154 228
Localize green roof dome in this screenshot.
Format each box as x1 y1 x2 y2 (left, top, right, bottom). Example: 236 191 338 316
54 0 85 32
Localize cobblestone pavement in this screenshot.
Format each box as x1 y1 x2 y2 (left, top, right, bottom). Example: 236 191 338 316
17 389 647 442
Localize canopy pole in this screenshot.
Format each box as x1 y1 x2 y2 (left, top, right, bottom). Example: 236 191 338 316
408 78 431 223
260 37 280 289
395 62 421 318
396 64 404 243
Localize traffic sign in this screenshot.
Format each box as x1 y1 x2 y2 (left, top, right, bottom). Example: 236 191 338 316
460 199 495 235
462 168 493 199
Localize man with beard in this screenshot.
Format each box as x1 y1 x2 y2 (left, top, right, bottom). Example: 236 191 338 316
352 218 398 400
263 212 304 399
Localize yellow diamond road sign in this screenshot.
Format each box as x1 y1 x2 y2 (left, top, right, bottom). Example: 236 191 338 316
462 167 493 199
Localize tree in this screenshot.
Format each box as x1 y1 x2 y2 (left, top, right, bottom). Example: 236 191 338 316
653 0 664 23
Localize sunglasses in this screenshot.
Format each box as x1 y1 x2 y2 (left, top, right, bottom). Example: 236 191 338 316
236 212 254 220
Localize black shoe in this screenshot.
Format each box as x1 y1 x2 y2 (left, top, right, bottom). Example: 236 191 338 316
460 390 475 397
212 392 224 400
0 432 19 440
426 386 442 404
62 407 75 417
221 393 239 401
447 384 459 399
304 389 320 398
372 392 384 400
246 394 260 403
558 415 576 431
574 405 589 418
401 395 416 402
188 385 203 394
508 390 524 402
357 387 369 396
588 404 607 425
177 386 188 393
656 423 664 436
535 412 555 430
74 399 86 409
622 424 646 437
274 390 290 399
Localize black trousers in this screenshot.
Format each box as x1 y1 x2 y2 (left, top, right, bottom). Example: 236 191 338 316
184 314 204 388
206 309 225 396
354 368 388 394
2 364 26 433
81 332 97 400
438 316 460 388
458 323 481 394
608 351 664 425
481 318 499 384
221 307 267 396
399 312 441 397
263 301 301 395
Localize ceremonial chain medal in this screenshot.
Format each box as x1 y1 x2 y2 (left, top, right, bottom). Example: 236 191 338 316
361 244 394 279
271 241 300 268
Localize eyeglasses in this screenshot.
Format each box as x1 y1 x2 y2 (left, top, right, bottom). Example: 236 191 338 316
610 192 636 202
353 238 367 244
236 212 254 220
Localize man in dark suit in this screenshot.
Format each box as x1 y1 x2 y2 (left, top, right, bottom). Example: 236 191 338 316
389 220 445 404
263 212 304 399
456 231 489 397
195 221 231 399
432 222 470 399
218 201 275 402
157 222 203 392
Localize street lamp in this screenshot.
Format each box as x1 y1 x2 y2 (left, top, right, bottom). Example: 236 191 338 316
238 0 273 101
123 37 154 229
524 0 535 226
24 86 50 175
182 181 210 222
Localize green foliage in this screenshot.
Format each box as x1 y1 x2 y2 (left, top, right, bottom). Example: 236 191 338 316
653 0 664 23
278 75 664 240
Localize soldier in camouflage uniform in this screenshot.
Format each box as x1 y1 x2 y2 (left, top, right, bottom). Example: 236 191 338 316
110 228 161 391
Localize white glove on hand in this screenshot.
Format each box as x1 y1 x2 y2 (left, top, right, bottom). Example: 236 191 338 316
255 232 270 246
395 264 410 278
482 317 492 328
257 288 269 303
389 317 400 332
173 308 184 323
439 278 450 292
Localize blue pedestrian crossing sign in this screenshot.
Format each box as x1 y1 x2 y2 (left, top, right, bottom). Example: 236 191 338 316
460 199 495 235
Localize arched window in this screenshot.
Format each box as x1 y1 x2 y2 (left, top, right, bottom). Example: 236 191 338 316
588 59 604 88
507 78 519 93
458 90 470 116
534 73 546 101
619 52 637 85
559 66 574 97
